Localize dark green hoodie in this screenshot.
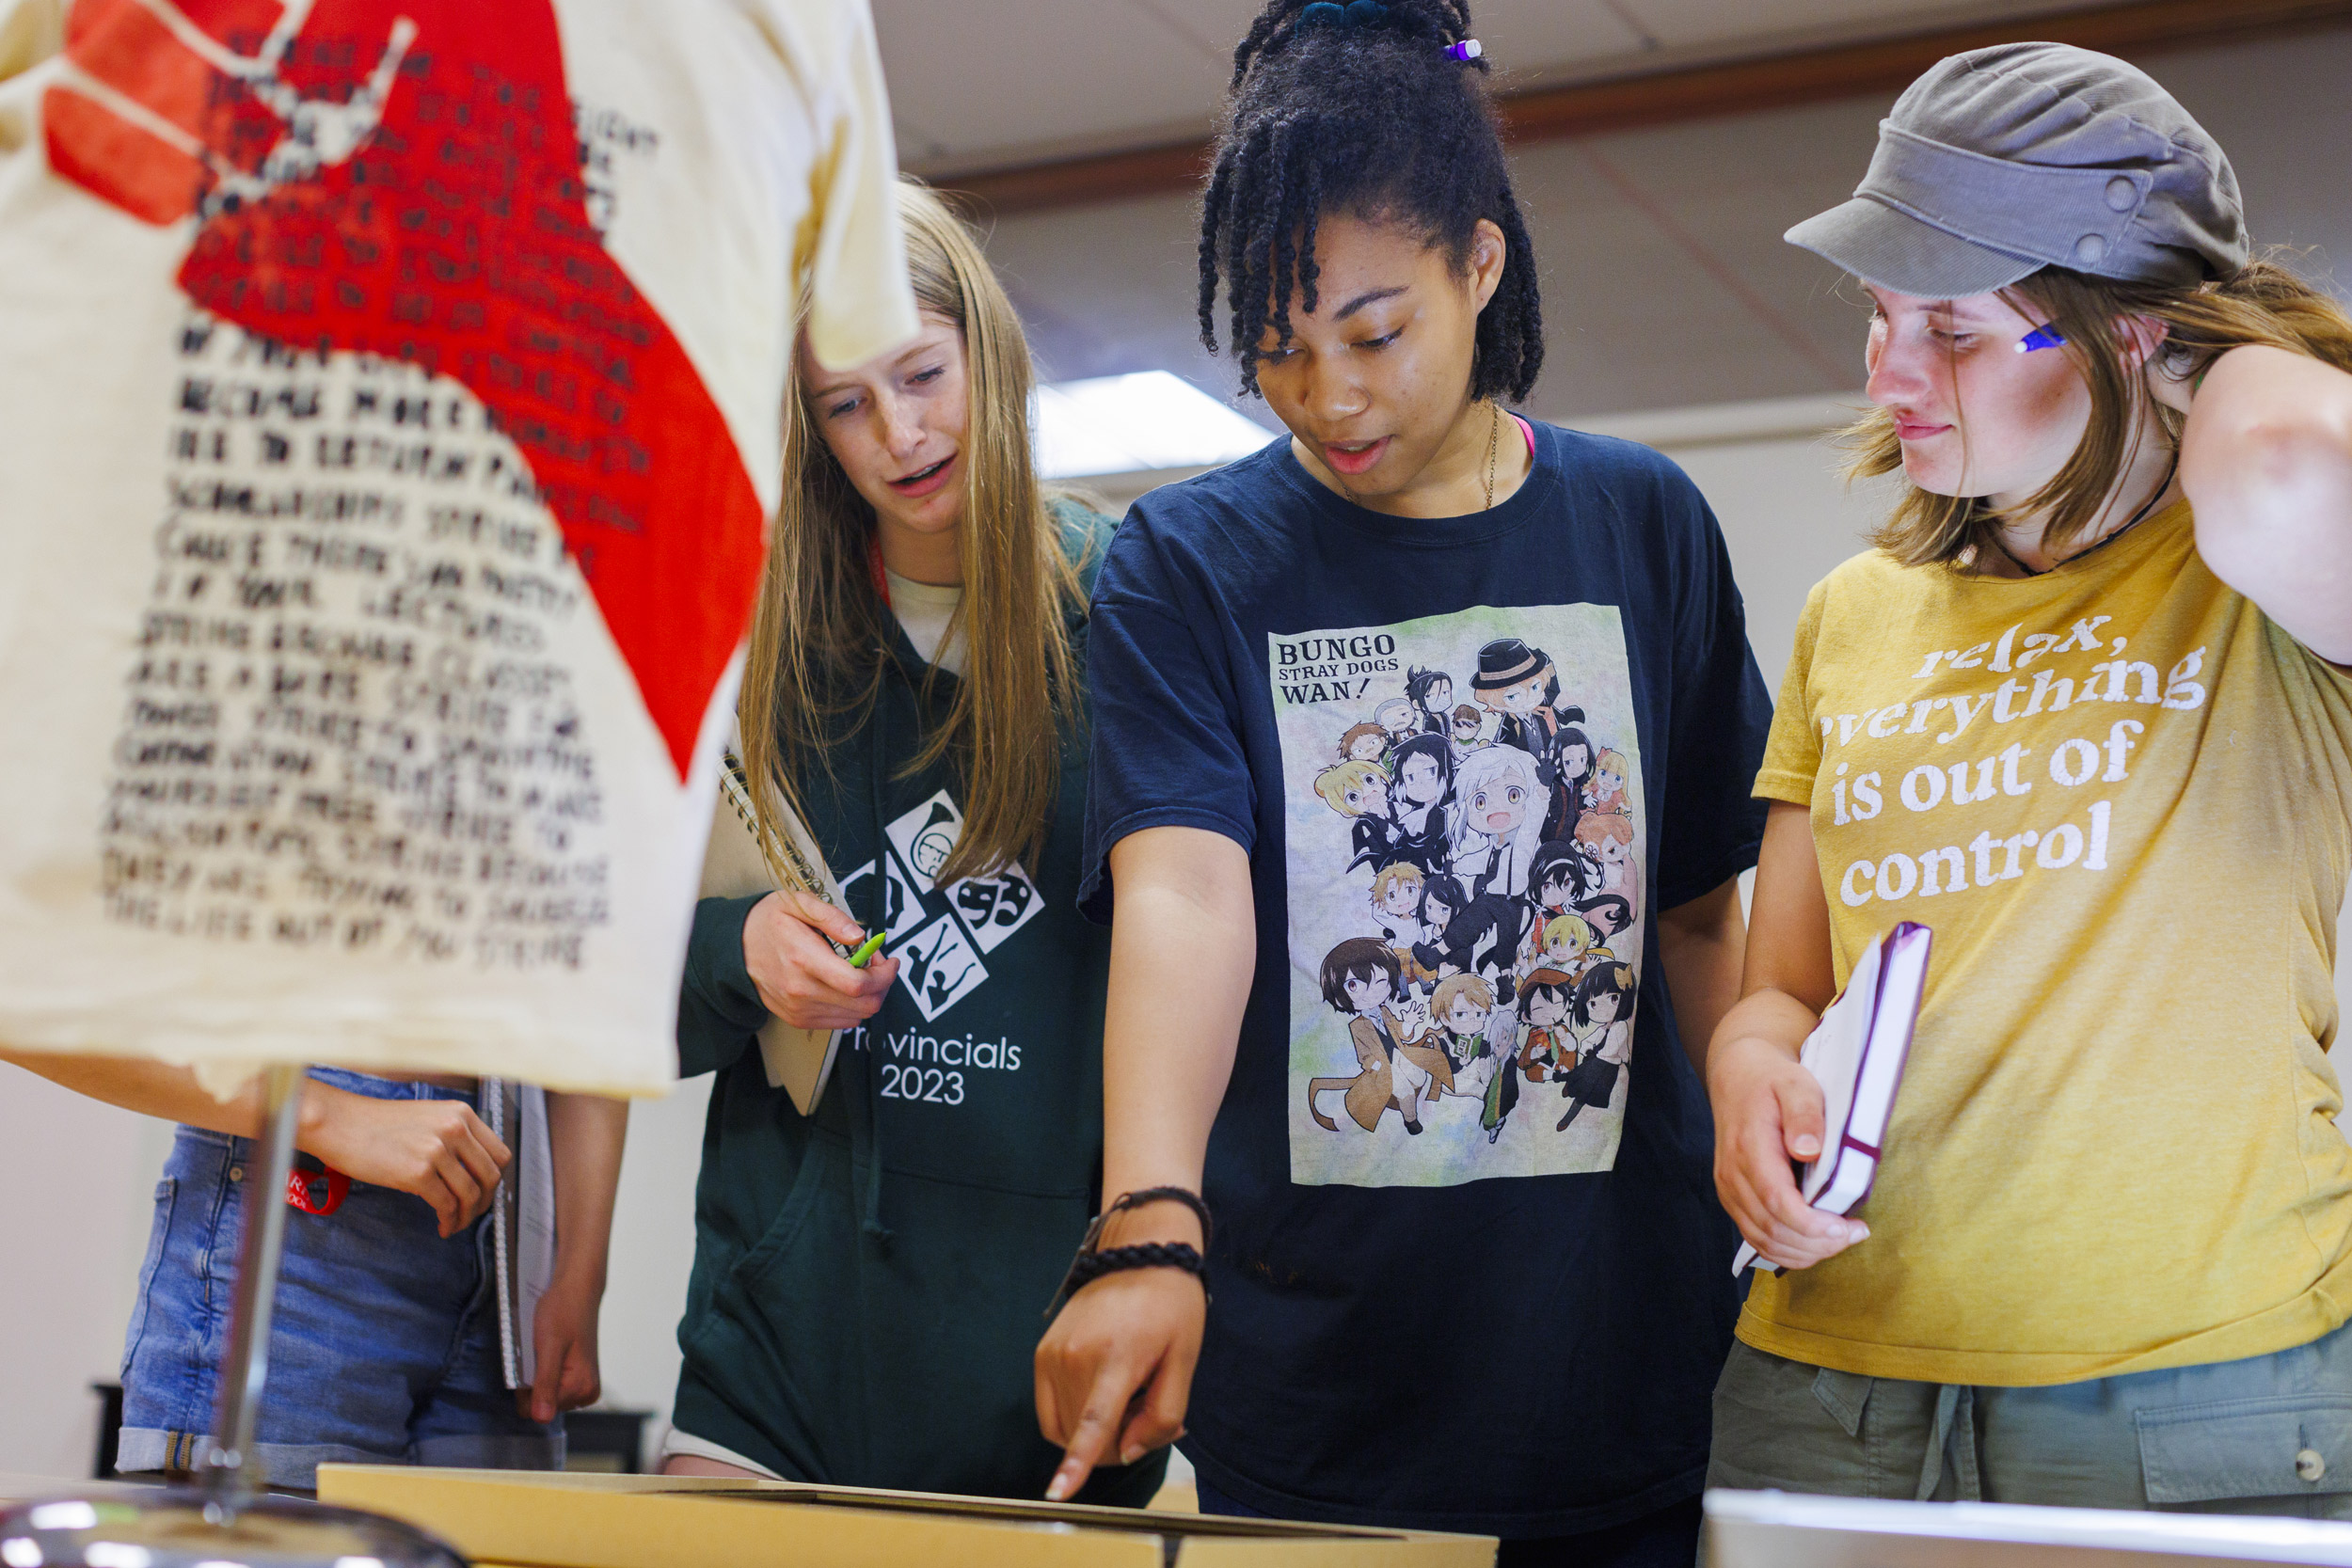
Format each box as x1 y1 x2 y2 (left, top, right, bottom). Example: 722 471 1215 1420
670 505 1161 1504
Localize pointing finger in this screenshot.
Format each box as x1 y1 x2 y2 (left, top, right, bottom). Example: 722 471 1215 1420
1045 1364 1135 1502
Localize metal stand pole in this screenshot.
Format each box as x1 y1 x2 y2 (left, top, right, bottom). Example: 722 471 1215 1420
200 1060 306 1514
0 1059 468 1565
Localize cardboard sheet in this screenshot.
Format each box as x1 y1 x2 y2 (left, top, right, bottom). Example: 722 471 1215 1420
317 1465 1497 1567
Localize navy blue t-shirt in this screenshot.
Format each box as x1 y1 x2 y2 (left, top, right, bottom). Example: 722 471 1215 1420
1079 422 1772 1537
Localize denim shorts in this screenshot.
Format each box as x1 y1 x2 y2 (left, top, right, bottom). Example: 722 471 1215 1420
1709 1322 2352 1517
118 1067 563 1490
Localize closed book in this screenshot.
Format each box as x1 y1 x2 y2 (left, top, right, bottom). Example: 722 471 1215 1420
1734 921 1931 1276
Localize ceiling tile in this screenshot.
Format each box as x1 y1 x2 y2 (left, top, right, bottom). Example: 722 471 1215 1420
1562 107 1887 400
1505 139 1844 416
981 189 1245 393
1119 0 1651 82
1128 0 1273 65
1474 0 1651 73
1613 0 2094 53
883 0 2130 171
885 0 1654 170
874 0 1226 166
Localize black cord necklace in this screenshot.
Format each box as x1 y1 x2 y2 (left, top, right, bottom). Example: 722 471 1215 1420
1986 452 2179 578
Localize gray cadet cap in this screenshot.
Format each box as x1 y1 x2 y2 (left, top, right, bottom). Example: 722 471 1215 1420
1786 41 2247 297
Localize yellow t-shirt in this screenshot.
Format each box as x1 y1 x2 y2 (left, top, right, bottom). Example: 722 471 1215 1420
1744 502 2352 1386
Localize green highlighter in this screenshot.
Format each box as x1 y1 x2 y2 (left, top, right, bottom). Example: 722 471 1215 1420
849 930 887 968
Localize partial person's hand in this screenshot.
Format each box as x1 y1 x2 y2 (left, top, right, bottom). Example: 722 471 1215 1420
306 1088 511 1238
1709 1032 1866 1270
1035 1259 1204 1501
742 891 898 1031
520 1269 605 1423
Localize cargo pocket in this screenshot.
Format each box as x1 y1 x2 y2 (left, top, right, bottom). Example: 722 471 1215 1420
1813 1366 1874 1438
119 1178 178 1378
2137 1395 2352 1504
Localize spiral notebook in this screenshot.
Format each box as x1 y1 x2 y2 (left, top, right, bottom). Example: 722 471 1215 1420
484 1079 554 1390
1734 922 1932 1276
693 742 849 1117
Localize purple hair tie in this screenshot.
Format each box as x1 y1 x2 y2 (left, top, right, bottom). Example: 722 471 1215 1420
1446 38 1484 61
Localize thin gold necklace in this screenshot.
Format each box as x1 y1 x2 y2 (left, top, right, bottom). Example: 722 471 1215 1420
1482 402 1500 511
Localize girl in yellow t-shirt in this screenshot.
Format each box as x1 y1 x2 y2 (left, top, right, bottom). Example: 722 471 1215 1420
1709 43 2352 1513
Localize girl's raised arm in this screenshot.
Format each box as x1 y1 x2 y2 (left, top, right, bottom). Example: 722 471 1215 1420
2171 343 2352 664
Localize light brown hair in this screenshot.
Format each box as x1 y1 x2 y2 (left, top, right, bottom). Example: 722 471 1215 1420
1572 812 1633 850
1315 758 1391 816
1540 912 1597 958
1431 972 1493 1019
739 181 1089 886
1851 254 2352 567
1371 862 1422 905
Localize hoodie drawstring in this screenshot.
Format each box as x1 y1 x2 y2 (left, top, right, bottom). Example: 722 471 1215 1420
849 655 895 1243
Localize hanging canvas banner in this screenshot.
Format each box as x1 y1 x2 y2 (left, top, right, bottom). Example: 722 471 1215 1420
0 0 915 1091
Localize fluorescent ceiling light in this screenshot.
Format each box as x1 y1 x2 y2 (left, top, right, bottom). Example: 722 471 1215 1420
1035 371 1277 478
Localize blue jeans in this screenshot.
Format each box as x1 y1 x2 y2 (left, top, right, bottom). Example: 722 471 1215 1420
1196 1480 1701 1566
118 1067 562 1490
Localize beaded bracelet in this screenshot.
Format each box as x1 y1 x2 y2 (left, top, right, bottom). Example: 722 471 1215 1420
1043 1186 1214 1319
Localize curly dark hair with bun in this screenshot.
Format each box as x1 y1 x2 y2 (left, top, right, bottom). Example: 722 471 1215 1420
1200 0 1545 402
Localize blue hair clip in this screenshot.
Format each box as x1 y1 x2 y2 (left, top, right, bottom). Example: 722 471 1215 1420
2015 324 2066 354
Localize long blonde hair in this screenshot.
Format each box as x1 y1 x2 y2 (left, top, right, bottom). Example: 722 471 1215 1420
1851 253 2352 567
739 181 1088 885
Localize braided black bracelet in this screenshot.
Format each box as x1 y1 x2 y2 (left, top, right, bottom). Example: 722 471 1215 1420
1043 1187 1215 1319
1102 1185 1215 1252
1052 1242 1205 1309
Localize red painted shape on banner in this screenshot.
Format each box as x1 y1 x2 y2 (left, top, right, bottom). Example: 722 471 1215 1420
42 84 210 224
42 0 765 779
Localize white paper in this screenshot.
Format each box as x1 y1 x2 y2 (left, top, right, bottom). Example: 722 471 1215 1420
515 1085 555 1391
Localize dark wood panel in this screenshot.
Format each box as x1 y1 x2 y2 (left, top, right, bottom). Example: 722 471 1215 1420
935 0 2352 215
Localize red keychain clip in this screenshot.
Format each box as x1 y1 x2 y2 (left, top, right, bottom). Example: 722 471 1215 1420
287 1153 351 1216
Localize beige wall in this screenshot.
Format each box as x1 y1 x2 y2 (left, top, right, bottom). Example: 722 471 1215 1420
0 1073 171 1477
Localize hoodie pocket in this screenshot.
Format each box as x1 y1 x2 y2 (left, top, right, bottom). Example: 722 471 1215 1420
714 1146 1094 1495
681 1134 855 1479
803 1173 1090 1495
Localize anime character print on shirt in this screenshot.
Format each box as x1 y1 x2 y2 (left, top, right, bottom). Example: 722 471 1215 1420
1274 607 1645 1186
